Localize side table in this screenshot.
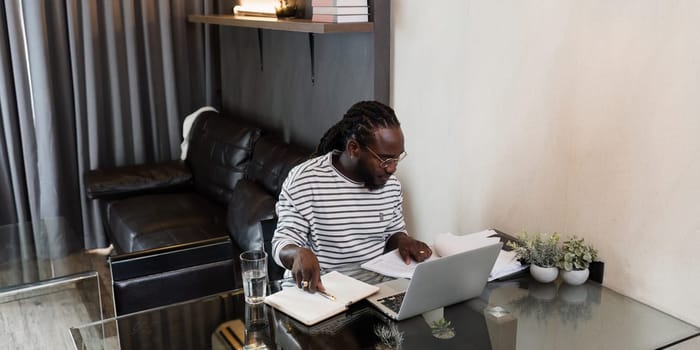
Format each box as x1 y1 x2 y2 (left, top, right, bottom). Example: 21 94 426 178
0 218 103 349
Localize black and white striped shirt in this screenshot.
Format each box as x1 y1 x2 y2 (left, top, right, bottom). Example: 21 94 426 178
272 151 406 270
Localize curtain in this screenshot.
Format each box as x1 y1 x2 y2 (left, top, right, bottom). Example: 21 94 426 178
0 0 221 248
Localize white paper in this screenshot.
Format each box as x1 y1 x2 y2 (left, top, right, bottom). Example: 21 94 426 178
433 232 501 257
360 249 438 279
488 249 527 281
361 229 525 281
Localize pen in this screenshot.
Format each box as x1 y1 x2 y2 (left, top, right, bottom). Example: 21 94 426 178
318 290 336 301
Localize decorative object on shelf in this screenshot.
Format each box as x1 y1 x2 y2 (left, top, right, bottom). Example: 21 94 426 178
274 0 297 18
507 232 561 283
557 236 598 286
233 0 277 17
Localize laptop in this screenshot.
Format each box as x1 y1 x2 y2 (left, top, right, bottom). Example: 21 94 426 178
367 242 502 320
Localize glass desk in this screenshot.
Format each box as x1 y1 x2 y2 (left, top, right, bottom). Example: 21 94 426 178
70 269 698 350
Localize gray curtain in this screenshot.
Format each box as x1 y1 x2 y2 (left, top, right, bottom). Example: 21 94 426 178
0 0 220 248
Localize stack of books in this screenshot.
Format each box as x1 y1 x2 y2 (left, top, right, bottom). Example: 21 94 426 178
311 0 369 23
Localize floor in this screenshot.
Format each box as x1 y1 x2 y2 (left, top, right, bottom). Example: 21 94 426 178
0 252 115 350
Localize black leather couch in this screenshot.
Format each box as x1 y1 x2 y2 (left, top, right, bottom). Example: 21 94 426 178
85 111 309 314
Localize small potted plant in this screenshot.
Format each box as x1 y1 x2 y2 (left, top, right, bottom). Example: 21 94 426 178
556 236 598 285
507 232 561 283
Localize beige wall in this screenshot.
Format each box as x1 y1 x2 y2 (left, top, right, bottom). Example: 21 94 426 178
391 0 700 326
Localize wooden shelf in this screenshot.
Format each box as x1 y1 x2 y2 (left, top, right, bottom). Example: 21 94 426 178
187 14 373 34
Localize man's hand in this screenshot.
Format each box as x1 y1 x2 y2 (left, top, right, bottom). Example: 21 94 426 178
279 245 326 293
387 233 432 264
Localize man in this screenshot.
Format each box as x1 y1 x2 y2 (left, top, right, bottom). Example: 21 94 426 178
271 101 432 293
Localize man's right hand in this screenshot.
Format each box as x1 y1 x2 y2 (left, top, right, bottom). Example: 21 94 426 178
279 245 326 293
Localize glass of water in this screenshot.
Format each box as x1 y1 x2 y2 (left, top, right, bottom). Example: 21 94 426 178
240 250 268 304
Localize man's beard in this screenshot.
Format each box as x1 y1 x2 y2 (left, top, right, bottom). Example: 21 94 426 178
357 159 384 191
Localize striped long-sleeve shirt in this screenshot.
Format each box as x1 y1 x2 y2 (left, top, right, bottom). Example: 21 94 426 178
271 151 406 270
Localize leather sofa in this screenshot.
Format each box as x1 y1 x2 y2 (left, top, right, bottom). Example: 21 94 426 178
85 111 309 314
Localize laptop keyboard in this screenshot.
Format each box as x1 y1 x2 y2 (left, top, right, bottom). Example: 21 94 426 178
378 292 405 313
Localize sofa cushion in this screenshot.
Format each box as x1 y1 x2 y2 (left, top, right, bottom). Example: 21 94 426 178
186 111 261 205
107 192 227 253
226 179 276 252
85 161 192 200
246 135 309 196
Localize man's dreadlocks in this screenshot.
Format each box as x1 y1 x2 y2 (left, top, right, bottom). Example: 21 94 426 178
314 101 400 157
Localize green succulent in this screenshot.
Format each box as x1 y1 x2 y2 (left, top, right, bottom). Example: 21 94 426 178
556 236 598 271
506 232 561 268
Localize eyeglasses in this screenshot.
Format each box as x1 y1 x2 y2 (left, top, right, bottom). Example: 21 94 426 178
364 146 407 169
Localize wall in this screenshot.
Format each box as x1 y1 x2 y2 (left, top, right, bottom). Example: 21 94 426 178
392 1 700 326
218 0 390 149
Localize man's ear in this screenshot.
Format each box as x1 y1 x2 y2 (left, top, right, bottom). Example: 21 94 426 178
346 139 361 158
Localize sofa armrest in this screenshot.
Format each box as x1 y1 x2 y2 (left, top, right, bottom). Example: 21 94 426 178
226 179 276 252
226 179 286 281
85 161 192 200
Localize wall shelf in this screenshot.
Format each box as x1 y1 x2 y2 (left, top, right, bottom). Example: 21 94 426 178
187 14 373 34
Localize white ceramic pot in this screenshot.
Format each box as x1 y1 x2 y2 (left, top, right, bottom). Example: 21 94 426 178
530 264 558 283
561 268 589 286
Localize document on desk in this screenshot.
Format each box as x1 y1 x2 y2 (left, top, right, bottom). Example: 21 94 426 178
488 249 528 281
360 249 438 279
264 271 379 326
361 229 526 281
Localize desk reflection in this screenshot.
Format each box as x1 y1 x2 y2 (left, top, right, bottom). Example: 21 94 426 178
274 306 387 350
212 303 274 350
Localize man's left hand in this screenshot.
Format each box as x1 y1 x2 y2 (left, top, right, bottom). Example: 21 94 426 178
395 234 432 264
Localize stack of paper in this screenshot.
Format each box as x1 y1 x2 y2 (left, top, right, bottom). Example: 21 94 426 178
489 249 528 281
360 229 527 281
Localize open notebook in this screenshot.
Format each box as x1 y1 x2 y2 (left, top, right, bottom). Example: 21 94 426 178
361 229 527 281
264 271 379 326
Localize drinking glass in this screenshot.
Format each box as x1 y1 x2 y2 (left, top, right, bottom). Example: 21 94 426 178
240 250 268 304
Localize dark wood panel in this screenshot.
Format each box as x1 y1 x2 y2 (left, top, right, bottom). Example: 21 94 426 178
219 0 389 150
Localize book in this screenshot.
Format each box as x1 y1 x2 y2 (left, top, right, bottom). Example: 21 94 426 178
312 0 367 6
312 6 369 15
360 229 527 281
311 14 369 23
264 271 379 326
